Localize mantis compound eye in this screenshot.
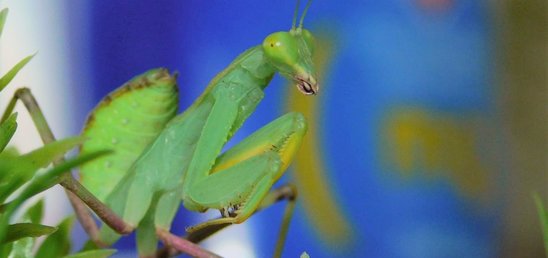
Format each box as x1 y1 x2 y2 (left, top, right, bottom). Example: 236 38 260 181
262 31 299 70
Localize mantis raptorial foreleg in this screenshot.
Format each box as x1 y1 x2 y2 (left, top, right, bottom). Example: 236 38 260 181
185 112 306 231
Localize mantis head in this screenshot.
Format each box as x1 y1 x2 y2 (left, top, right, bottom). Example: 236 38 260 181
262 0 318 95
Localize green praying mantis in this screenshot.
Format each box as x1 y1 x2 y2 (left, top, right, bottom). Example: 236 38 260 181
4 1 319 257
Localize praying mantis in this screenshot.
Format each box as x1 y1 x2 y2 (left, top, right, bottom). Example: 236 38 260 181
80 1 318 257
4 1 319 257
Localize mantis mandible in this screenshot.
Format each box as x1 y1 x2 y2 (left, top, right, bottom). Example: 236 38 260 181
78 1 319 257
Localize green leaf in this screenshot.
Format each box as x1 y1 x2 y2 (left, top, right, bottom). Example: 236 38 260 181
20 149 112 199
35 217 73 258
0 157 35 203
8 235 34 258
0 150 110 243
0 136 89 201
4 200 44 257
79 240 99 252
2 223 56 244
1 149 110 213
24 199 44 224
0 242 13 258
0 54 35 92
534 194 548 254
62 249 117 258
0 9 8 39
20 136 86 170
0 213 7 241
0 113 17 152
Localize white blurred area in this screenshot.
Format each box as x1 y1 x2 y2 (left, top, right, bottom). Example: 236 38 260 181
196 209 258 258
0 0 73 226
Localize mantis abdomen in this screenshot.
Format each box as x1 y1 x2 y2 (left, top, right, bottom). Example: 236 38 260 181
79 69 178 201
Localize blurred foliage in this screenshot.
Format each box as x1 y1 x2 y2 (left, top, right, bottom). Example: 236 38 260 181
35 217 74 258
62 249 117 258
533 194 548 255
0 8 113 257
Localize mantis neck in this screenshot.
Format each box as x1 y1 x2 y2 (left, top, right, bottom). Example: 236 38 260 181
170 45 276 127
230 46 277 91
199 46 276 100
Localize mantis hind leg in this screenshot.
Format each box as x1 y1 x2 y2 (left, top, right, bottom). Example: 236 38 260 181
257 184 297 258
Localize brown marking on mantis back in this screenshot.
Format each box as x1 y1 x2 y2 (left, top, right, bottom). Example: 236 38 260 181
82 113 96 132
81 68 175 133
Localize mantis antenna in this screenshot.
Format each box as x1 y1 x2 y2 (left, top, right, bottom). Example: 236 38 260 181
298 0 312 29
291 0 301 30
291 0 312 31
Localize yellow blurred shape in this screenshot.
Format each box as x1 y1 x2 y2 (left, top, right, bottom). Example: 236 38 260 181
382 108 493 200
286 33 353 247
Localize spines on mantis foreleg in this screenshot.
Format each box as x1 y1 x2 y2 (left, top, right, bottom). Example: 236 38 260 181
79 68 179 201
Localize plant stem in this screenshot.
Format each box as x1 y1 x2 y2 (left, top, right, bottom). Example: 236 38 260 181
59 175 133 234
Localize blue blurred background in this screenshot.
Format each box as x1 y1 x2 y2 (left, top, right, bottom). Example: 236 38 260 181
1 0 546 257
